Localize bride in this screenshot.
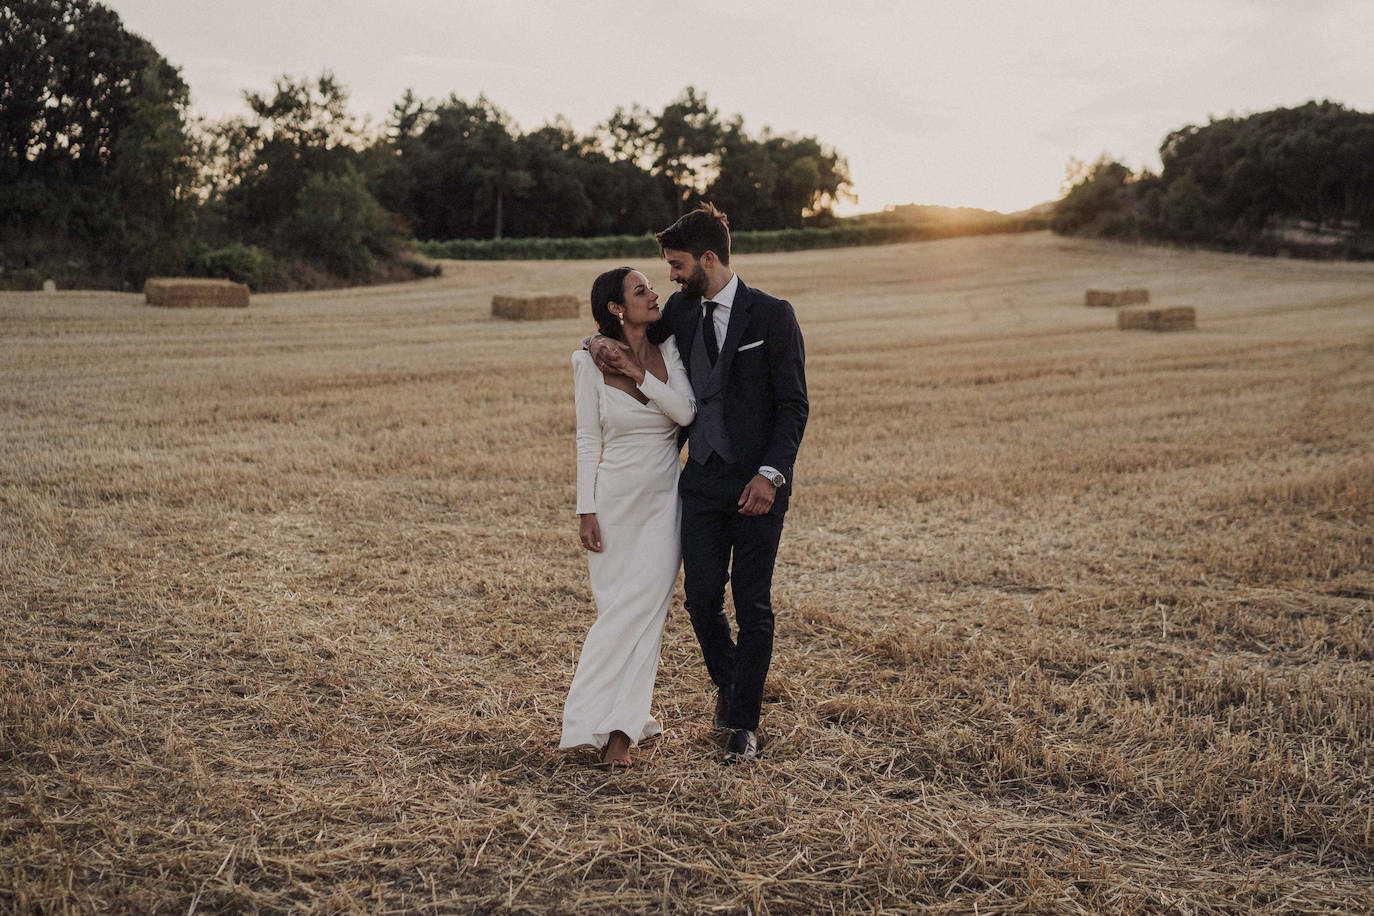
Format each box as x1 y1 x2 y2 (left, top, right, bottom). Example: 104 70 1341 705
560 267 696 769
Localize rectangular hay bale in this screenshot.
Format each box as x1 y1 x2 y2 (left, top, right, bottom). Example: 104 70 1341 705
1086 288 1151 307
1118 306 1196 331
491 294 579 320
1152 307 1196 330
145 278 249 308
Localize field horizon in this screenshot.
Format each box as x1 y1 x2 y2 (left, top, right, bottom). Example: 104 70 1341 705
3 231 1372 912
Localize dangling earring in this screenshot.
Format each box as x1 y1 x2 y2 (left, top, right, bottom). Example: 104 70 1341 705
617 311 625 326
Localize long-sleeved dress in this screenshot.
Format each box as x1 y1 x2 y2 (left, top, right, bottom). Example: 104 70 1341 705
560 338 696 750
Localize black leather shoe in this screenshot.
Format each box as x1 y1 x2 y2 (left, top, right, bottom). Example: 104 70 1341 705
713 691 730 732
722 729 758 764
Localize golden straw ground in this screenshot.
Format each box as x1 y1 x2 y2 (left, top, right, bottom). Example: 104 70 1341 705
2 232 1372 913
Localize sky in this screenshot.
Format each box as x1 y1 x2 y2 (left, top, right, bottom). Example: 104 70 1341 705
104 0 1374 214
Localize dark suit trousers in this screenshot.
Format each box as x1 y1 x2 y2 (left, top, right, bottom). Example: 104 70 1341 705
679 456 785 731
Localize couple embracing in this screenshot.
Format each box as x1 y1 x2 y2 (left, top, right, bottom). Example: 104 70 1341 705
559 203 809 769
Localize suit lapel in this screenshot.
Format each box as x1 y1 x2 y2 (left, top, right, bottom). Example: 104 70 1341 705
678 292 704 385
678 292 703 333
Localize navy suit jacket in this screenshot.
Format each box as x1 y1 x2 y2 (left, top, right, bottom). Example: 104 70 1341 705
649 279 809 513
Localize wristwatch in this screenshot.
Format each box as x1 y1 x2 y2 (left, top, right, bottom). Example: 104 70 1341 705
761 469 786 488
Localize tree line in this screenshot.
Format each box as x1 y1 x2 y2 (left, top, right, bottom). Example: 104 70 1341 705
1053 101 1374 258
1 0 853 290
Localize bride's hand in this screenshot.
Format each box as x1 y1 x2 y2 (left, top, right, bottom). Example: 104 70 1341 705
579 514 603 552
589 335 635 378
602 342 645 383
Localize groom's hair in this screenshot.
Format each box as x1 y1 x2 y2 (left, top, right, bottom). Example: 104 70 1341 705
655 203 730 265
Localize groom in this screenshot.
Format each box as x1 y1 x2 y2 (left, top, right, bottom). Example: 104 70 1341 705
593 204 808 762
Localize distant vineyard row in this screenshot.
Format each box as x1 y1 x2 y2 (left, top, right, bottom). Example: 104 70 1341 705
416 216 1048 261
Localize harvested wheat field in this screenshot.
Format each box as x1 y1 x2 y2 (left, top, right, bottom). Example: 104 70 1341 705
3 231 1373 913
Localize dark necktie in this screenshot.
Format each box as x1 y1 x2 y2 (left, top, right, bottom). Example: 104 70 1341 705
702 300 719 365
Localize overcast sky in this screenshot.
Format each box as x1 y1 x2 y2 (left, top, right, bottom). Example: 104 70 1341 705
105 0 1374 214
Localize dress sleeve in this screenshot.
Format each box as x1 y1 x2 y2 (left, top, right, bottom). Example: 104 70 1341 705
572 351 602 514
637 337 696 427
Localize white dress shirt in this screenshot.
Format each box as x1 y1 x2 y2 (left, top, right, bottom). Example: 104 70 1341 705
702 273 738 347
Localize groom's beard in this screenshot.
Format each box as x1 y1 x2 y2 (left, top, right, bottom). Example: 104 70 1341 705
678 264 708 297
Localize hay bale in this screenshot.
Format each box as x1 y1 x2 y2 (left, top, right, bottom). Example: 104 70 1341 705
42 279 56 293
1118 306 1196 331
1086 288 1151 307
145 278 249 308
1152 307 1196 330
1117 308 1152 330
491 294 578 320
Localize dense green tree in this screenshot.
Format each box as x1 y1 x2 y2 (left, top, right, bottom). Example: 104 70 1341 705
651 87 723 216
501 122 590 237
380 96 678 241
377 95 533 240
598 104 656 170
2 7 869 288
1159 103 1374 236
704 117 778 228
199 72 406 281
509 121 674 238
284 166 403 280
379 85 851 241
707 120 853 229
1051 156 1142 238
368 89 432 229
0 0 195 284
212 73 363 235
1057 102 1374 256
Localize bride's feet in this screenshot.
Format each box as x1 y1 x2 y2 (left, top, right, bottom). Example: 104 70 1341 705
601 731 632 770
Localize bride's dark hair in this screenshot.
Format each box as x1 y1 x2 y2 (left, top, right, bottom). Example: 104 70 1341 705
590 267 633 341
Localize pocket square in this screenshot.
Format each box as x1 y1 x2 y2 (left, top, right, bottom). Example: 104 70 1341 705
737 340 764 352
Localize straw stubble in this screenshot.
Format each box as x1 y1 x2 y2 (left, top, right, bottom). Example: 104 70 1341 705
3 232 1372 913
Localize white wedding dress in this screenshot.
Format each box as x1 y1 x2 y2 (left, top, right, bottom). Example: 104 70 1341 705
560 337 696 750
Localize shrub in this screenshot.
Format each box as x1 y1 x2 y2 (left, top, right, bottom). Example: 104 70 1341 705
192 244 274 289
265 257 344 292
0 268 45 291
282 168 407 282
401 257 442 278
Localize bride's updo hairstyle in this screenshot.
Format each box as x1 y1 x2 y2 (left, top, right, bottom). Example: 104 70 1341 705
590 266 634 341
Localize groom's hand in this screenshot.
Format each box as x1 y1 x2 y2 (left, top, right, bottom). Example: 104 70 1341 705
737 475 775 516
588 334 633 376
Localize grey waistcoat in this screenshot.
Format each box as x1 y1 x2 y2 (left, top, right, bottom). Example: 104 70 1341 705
688 309 735 465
